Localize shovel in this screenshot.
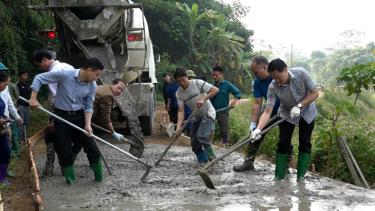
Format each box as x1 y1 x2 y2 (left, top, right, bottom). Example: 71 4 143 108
140 108 200 181
198 117 285 189
19 97 152 181
165 106 231 138
91 123 144 158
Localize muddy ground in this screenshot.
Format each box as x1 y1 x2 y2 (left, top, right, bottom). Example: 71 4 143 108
35 128 375 211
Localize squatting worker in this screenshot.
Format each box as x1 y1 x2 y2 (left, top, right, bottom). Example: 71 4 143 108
251 58 318 181
174 67 219 163
211 66 241 147
29 57 104 184
31 49 76 177
233 56 293 172
92 78 126 141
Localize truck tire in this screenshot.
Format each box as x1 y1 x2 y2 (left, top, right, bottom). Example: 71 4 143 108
139 90 155 135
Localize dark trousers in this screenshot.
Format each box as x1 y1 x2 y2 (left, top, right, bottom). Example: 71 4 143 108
216 111 229 143
53 109 100 167
277 119 315 154
0 134 10 164
246 116 293 161
191 116 214 154
168 107 178 124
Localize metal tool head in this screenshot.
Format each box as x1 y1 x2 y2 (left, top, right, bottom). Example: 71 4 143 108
140 165 152 182
197 170 216 189
129 145 144 158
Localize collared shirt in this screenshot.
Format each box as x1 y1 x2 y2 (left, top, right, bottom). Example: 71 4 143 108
31 69 97 113
16 80 31 106
265 68 317 124
176 79 216 120
253 75 280 115
48 60 75 103
0 86 20 120
92 85 114 127
211 80 241 110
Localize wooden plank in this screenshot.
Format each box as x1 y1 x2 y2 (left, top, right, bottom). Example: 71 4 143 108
29 127 48 146
341 137 369 188
336 137 362 186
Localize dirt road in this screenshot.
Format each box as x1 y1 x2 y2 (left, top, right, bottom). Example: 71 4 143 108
34 111 375 210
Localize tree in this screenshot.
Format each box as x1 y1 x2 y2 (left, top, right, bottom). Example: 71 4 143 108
0 0 53 78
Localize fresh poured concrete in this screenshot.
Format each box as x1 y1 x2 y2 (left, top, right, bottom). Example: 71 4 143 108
35 137 375 211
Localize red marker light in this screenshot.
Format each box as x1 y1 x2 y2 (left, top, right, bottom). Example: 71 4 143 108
127 33 143 42
47 31 56 39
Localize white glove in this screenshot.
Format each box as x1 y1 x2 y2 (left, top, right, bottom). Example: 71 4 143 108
290 106 301 119
251 128 262 140
249 122 257 133
112 132 124 142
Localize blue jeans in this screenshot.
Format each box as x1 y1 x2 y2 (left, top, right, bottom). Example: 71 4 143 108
190 116 214 154
17 105 29 141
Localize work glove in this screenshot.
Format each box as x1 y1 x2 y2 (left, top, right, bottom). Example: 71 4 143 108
251 128 262 140
249 122 257 133
112 132 124 142
290 106 301 119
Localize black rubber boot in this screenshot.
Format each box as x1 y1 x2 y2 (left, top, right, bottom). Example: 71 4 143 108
233 157 255 172
233 142 260 172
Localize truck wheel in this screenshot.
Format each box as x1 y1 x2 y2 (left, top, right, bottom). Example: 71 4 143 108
139 91 155 135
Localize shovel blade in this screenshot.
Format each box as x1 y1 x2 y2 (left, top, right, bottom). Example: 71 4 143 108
198 170 215 189
140 166 152 182
129 145 144 158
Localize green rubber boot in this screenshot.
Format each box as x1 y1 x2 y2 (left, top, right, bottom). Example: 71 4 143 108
205 145 216 161
275 153 288 180
90 162 103 182
297 153 311 182
63 165 75 184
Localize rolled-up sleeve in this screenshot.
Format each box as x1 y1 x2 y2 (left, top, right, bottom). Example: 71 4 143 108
84 82 97 113
265 83 277 110
229 82 241 99
31 71 64 92
300 69 316 92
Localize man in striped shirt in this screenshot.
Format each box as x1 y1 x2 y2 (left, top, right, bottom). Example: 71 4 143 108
251 58 319 181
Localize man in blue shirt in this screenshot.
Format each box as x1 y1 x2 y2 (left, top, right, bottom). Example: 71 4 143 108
233 56 293 172
167 79 180 124
211 66 241 147
29 58 104 184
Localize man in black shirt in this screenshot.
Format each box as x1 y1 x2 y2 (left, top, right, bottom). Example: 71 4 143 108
162 73 171 111
16 70 31 142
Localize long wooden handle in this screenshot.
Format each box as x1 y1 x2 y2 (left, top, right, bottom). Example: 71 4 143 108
202 118 285 171
19 96 151 168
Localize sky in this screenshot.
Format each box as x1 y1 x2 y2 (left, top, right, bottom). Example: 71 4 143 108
223 0 375 57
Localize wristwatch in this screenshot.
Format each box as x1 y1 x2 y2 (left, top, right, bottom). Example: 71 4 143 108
297 103 303 108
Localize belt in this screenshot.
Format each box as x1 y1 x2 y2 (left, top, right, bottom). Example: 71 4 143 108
54 107 83 115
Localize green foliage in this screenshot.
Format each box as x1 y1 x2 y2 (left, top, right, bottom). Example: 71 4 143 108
309 43 375 84
136 0 253 91
0 0 54 80
337 62 375 95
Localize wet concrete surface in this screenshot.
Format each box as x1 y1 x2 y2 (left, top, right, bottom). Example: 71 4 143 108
35 137 375 211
